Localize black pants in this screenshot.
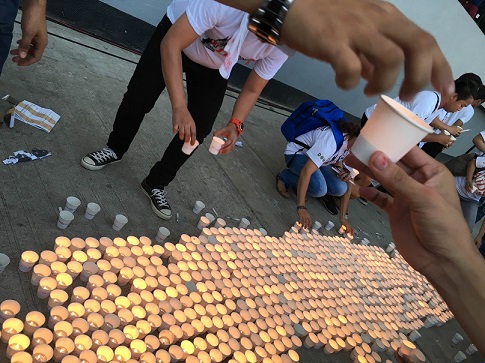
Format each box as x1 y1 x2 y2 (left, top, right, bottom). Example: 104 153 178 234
107 15 228 188
421 142 444 158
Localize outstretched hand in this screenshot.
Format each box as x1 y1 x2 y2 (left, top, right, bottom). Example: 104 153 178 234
281 0 454 100
213 124 239 155
345 148 475 278
172 106 197 144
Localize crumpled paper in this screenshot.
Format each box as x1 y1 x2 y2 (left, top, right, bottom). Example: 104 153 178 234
3 149 51 165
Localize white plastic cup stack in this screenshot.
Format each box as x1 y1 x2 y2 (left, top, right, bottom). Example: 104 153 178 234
454 351 466 363
193 201 205 214
208 136 225 155
324 221 334 231
57 211 74 230
182 139 200 155
156 227 170 243
112 214 128 231
84 203 101 220
0 253 11 274
312 221 322 231
465 344 478 355
64 197 81 213
239 218 250 229
452 333 464 344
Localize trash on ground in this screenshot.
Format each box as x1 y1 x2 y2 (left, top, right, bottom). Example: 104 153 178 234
235 141 243 147
3 149 51 165
13 100 60 133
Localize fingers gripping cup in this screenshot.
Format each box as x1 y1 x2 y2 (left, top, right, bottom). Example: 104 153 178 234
209 136 225 155
182 140 200 155
351 95 433 165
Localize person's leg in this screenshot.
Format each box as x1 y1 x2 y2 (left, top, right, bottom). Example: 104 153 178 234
421 142 444 159
145 57 228 188
459 197 479 231
279 154 327 197
319 165 348 197
106 16 172 158
0 0 20 75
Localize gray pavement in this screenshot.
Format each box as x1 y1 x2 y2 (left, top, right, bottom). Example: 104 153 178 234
0 19 482 363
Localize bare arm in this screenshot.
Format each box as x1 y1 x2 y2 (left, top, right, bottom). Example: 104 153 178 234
422 133 452 146
160 13 200 144
473 134 485 154
430 117 461 136
465 159 476 192
339 181 354 235
11 0 47 66
474 218 485 247
295 159 318 228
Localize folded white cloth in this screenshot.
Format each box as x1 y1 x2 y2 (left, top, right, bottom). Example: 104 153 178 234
219 15 249 79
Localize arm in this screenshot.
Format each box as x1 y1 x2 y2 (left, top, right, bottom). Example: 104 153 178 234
474 218 485 247
421 133 452 147
160 13 200 144
345 148 485 354
430 117 461 136
295 159 318 229
473 134 485 154
215 70 269 154
216 0 454 100
339 181 354 235
465 159 476 192
11 0 47 66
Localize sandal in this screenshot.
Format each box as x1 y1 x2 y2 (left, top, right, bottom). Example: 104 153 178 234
276 174 290 199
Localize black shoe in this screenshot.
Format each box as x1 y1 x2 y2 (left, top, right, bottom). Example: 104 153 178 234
81 147 119 170
318 195 339 215
141 179 172 220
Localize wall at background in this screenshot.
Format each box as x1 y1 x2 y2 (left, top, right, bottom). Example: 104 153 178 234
100 0 485 156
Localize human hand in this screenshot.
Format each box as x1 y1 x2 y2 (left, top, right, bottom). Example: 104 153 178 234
447 125 462 137
172 106 196 144
465 180 474 193
437 134 452 147
345 148 475 279
474 234 483 248
297 208 312 229
213 123 239 155
281 0 454 100
338 170 352 182
340 219 354 236
11 1 48 66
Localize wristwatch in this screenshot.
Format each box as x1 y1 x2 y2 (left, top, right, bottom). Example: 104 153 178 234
248 0 294 46
229 118 244 136
296 205 306 211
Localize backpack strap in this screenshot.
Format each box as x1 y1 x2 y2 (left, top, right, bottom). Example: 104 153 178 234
432 91 440 113
286 139 310 168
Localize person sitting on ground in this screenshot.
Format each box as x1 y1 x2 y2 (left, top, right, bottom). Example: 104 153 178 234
276 120 360 229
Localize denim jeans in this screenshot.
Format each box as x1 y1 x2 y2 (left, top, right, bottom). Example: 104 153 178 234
0 0 19 75
459 195 479 232
107 15 228 189
280 153 347 198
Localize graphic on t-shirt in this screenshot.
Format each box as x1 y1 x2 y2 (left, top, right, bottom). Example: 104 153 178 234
201 36 255 63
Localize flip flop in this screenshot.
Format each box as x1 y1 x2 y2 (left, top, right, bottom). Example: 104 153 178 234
276 174 290 199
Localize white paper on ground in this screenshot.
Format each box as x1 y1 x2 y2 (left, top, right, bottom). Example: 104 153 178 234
14 100 61 133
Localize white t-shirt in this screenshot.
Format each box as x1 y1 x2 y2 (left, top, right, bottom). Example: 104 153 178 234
285 127 349 168
455 156 485 201
166 0 288 80
365 90 442 125
434 105 474 134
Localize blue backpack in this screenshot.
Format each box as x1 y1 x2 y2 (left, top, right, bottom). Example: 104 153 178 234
281 99 346 166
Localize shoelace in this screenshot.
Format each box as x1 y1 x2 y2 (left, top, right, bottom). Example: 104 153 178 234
91 148 117 163
152 189 170 207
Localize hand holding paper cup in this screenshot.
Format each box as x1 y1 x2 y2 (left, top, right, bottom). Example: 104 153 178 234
209 136 225 155
182 139 200 155
351 95 433 165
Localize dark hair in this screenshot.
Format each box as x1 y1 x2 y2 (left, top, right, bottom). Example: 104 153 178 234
455 79 476 101
338 120 360 139
477 85 485 101
456 73 482 86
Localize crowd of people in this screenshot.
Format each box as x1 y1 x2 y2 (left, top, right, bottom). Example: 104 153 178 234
1 0 485 355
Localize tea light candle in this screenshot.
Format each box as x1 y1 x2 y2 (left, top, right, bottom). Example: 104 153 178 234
80 262 99 282
39 250 57 266
118 309 134 328
87 312 104 332
92 287 108 302
91 330 109 351
83 299 100 316
36 276 57 299
48 306 69 329
0 300 21 323
70 238 86 252
158 330 174 348
118 267 135 286
78 350 97 363
30 264 51 286
74 334 92 355
51 261 67 277
107 284 122 300
66 303 86 322
70 287 89 304
10 351 33 363
6 333 30 358
86 248 102 263
23 311 46 335
136 320 152 339
100 300 116 317
97 346 115 362
56 273 73 290
60 355 80 363
110 257 124 274
131 339 147 359
114 346 132 362
54 337 75 362
124 325 140 343
66 261 82 279
106 329 125 349
19 251 39 272
55 247 72 263
32 344 54 363
169 345 184 362
54 321 73 341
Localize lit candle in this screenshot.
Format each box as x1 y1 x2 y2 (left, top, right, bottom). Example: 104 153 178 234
110 258 124 274
118 267 135 286
91 330 109 351
114 346 132 362
74 334 92 355
123 325 140 343
136 320 152 339
118 309 134 328
55 246 72 263
32 344 54 363
108 329 125 348
54 337 75 362
0 300 21 322
79 350 97 363
24 311 46 334
99 237 113 253
48 306 69 329
60 355 80 363
106 284 122 300
99 300 116 317
39 250 57 266
96 346 115 362
66 261 82 279
54 321 73 341
83 299 100 316
37 277 57 299
19 251 39 272
56 273 73 291
158 330 174 348
86 248 102 263
31 264 51 286
70 238 86 252
87 312 104 332
10 351 33 363
130 339 147 359
79 262 99 282
6 333 30 359
92 287 108 302
168 345 184 362
67 303 86 322
71 286 90 304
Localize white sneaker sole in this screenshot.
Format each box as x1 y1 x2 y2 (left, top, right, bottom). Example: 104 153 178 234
141 185 172 220
80 157 120 171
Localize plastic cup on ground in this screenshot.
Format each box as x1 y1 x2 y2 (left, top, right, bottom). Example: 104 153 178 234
239 218 250 229
351 95 433 165
454 351 466 363
452 333 463 344
208 136 225 155
324 221 334 231
408 330 421 342
205 213 215 224
156 227 170 243
259 228 267 236
466 344 477 355
197 216 210 230
193 201 205 214
214 218 226 228
182 140 200 155
57 211 74 230
112 214 128 231
84 203 101 220
312 221 322 231
64 197 81 213
0 253 10 273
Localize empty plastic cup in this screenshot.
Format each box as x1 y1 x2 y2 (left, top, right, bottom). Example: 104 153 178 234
57 211 75 230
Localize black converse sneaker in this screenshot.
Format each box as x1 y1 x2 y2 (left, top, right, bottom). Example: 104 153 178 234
81 147 119 171
141 179 172 220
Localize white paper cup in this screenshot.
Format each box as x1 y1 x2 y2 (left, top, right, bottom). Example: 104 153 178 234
0 253 11 273
324 221 334 231
57 211 74 230
408 330 421 342
64 197 81 213
112 214 128 231
259 228 267 236
193 201 205 214
156 227 170 243
182 140 200 155
349 168 359 179
197 216 210 230
312 221 322 231
205 213 215 224
454 351 466 363
352 95 433 165
452 333 464 344
84 203 101 220
209 136 225 155
466 344 478 355
239 218 250 229
214 218 226 228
